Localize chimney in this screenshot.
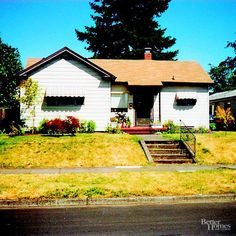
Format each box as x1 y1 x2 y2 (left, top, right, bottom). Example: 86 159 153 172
144 47 152 60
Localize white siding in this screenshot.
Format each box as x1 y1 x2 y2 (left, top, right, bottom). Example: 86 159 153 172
153 93 160 122
21 58 111 131
160 86 209 128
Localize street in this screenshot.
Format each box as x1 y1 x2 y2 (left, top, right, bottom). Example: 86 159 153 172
0 202 235 235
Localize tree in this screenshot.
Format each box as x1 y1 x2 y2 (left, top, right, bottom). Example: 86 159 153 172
0 37 22 108
75 0 178 60
209 39 236 93
19 78 39 131
215 105 235 130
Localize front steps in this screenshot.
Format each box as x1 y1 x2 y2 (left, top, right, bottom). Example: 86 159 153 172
121 126 167 134
141 140 195 164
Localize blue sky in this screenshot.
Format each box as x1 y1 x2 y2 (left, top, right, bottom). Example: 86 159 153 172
0 0 235 71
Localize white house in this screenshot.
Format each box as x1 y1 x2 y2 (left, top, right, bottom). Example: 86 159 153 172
19 47 213 131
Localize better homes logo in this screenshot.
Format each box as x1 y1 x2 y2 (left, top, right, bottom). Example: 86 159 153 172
201 219 231 231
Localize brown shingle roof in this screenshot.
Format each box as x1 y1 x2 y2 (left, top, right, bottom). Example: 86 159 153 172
90 59 213 85
26 58 42 68
25 55 213 85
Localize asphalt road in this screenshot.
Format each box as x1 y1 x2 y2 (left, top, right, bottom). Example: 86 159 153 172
0 202 235 235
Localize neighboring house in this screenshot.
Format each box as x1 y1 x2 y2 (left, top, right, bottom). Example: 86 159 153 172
19 47 213 131
209 89 236 118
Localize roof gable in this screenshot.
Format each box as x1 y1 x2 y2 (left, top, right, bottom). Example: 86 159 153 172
19 47 116 80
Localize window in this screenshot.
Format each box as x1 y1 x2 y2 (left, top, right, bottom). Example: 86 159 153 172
111 93 128 112
175 92 197 106
176 98 197 106
46 97 84 106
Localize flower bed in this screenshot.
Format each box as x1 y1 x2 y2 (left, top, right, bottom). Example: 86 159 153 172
39 116 80 135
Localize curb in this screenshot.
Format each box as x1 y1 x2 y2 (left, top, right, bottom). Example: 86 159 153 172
0 194 235 208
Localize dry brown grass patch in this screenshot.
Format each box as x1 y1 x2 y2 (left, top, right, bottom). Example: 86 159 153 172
0 169 235 200
0 134 147 168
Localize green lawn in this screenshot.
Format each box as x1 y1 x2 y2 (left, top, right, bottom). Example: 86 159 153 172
163 132 236 165
0 134 147 168
0 169 235 200
0 133 235 201
1 132 236 168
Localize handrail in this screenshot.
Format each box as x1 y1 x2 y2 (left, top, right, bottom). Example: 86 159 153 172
179 120 196 159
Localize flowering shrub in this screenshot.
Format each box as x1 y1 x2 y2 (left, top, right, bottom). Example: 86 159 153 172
63 116 80 135
39 116 80 135
47 118 64 134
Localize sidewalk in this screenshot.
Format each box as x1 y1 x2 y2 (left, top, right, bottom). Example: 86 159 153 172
1 194 236 208
0 164 235 174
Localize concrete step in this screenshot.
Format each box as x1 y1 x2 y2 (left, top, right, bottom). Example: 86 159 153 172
152 153 190 159
127 131 155 134
149 149 187 155
145 140 179 144
154 159 193 164
147 144 181 149
121 127 166 135
141 139 195 164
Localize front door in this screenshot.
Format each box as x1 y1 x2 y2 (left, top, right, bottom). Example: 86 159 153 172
134 94 154 126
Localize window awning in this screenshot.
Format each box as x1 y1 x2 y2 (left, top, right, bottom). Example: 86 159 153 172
175 92 197 100
46 87 85 97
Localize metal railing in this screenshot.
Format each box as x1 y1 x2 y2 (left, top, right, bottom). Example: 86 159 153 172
179 120 196 159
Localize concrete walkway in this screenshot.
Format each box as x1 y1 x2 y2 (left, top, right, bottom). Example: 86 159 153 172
0 165 235 174
138 134 169 141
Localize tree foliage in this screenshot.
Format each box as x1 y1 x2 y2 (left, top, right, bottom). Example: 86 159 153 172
19 78 39 130
75 0 178 60
0 37 22 108
19 78 39 109
215 105 235 130
209 39 236 93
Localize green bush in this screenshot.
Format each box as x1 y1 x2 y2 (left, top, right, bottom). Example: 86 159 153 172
87 120 96 133
195 127 210 133
163 120 179 133
79 120 87 133
79 120 96 133
209 123 217 131
38 119 49 134
105 124 123 134
8 123 25 137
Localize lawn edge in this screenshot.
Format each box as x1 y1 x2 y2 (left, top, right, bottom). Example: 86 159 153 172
1 194 235 208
